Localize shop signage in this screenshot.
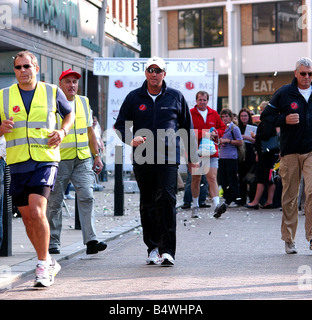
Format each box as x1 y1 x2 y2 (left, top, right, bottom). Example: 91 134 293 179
21 0 78 37
253 80 274 93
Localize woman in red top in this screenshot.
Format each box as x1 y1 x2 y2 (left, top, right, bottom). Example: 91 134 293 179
190 91 226 218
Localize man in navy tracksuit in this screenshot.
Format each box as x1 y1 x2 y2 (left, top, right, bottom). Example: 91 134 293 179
115 57 198 266
261 57 312 254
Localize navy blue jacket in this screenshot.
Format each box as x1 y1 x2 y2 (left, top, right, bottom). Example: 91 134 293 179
261 77 312 156
114 80 198 164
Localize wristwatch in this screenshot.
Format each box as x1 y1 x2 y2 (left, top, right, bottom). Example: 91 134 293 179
93 153 100 157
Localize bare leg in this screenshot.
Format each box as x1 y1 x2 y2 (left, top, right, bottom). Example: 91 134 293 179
248 183 265 206
19 194 50 261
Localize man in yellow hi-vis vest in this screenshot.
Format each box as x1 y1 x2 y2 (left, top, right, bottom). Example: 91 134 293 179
0 51 75 288
47 69 107 256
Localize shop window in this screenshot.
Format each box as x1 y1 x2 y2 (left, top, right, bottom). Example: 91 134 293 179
253 1 302 44
243 95 272 114
41 56 52 84
52 59 63 85
179 7 224 49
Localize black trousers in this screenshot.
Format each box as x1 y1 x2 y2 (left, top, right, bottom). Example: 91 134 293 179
133 164 177 258
218 158 240 205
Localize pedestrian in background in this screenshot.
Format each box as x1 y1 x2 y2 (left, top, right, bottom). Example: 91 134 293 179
244 101 279 210
261 57 312 254
190 91 226 218
115 56 198 266
218 108 243 213
47 69 107 256
0 50 75 287
238 108 257 205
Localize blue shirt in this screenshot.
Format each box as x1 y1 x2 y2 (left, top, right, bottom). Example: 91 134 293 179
219 122 243 159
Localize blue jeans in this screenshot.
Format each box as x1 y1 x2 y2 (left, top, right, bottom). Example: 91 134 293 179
0 159 6 249
183 171 208 205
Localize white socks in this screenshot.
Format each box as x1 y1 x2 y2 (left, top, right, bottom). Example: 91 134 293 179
212 196 220 208
37 255 51 267
192 197 199 208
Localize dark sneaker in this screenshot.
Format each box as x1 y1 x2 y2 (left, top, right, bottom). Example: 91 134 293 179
213 202 227 218
86 240 107 254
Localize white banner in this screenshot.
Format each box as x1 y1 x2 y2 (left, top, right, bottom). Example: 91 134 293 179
94 58 218 170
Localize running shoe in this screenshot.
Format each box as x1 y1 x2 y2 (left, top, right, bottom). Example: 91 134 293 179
191 206 200 218
146 248 161 265
213 202 227 218
49 258 61 285
160 253 175 266
285 241 298 254
34 264 50 287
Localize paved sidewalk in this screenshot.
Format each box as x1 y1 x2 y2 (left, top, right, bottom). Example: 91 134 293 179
0 177 159 289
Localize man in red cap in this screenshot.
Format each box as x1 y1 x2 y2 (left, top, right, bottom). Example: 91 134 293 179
47 69 107 256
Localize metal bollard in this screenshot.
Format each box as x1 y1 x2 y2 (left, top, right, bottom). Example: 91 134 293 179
114 144 124 216
74 193 81 230
0 165 12 257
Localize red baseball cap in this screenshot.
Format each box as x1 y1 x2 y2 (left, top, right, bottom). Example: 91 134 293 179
59 69 81 81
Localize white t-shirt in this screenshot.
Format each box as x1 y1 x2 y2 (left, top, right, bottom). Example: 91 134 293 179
148 90 162 102
197 108 208 122
298 86 312 103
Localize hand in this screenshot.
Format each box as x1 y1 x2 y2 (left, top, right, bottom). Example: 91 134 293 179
188 162 200 175
209 130 217 140
48 129 66 148
130 136 146 147
286 113 299 125
92 156 103 175
0 116 14 135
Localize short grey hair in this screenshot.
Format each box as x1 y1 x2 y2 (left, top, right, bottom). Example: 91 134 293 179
296 57 312 70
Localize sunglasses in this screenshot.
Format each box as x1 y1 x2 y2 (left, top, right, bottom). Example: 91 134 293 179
14 64 33 70
146 68 164 74
299 72 312 77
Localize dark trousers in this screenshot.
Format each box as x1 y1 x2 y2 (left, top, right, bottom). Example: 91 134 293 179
218 158 240 205
183 171 208 205
133 164 177 258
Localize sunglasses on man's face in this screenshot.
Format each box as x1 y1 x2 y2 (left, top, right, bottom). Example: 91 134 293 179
146 68 164 74
14 64 33 70
299 72 312 77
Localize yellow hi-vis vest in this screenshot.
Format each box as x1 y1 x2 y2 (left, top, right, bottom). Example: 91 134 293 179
58 95 91 160
0 82 60 165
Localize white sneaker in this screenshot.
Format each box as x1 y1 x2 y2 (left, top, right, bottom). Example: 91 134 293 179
228 201 239 208
160 253 175 266
146 248 161 265
285 241 298 254
49 258 61 285
191 206 200 218
64 194 75 200
34 264 51 287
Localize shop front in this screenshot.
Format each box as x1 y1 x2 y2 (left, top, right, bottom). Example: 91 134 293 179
218 73 294 114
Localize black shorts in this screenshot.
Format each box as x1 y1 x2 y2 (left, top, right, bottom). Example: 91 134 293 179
10 165 58 207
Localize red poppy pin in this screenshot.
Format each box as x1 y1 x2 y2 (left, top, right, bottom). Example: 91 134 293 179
13 106 20 113
185 81 195 90
114 80 123 88
290 102 299 110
